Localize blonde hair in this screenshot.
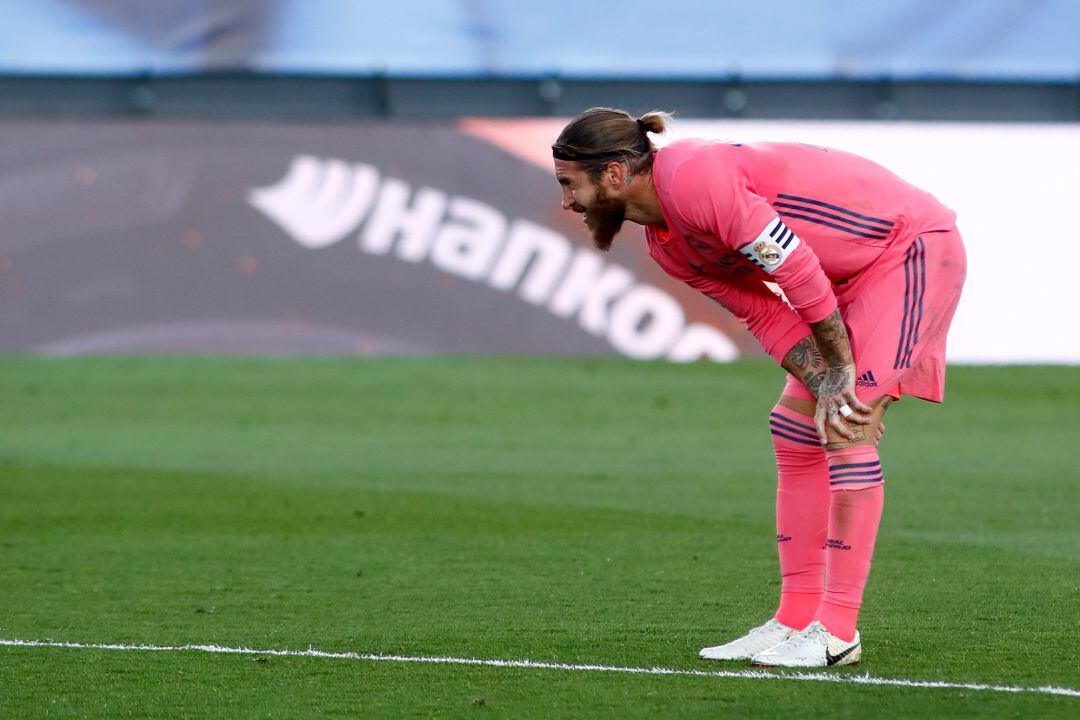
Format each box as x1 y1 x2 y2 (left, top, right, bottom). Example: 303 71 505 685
552 107 671 179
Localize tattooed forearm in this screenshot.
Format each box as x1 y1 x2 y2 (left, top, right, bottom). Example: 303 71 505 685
801 309 871 440
786 337 823 370
799 309 858 406
782 336 829 398
809 309 855 369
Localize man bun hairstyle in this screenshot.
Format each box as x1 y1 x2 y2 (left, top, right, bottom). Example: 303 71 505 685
553 107 671 180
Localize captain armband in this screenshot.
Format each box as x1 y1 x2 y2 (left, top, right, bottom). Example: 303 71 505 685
738 217 801 274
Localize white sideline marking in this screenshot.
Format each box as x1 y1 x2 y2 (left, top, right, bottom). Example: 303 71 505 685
2 638 1077 698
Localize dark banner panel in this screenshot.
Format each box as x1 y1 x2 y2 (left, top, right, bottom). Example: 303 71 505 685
0 119 752 358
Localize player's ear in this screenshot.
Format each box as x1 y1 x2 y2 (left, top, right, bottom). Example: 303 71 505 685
605 161 625 188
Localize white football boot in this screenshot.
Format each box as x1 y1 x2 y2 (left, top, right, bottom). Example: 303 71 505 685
751 621 861 667
699 618 796 661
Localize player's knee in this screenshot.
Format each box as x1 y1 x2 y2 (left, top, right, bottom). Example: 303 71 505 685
769 404 823 467
823 432 876 452
823 395 893 451
824 445 884 492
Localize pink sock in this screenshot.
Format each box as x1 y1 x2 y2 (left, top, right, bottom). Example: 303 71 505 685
816 446 885 642
769 405 829 630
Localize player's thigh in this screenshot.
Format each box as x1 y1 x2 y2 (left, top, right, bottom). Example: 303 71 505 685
777 393 893 448
824 395 893 449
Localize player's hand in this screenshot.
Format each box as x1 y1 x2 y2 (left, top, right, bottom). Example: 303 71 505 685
814 363 873 444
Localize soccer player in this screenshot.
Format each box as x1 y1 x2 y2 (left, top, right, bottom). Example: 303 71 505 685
552 108 966 667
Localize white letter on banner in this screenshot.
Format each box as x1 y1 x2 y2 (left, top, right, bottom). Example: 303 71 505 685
247 156 380 249
430 197 507 280
607 285 686 360
488 220 571 305
667 323 739 362
359 178 447 262
548 248 635 335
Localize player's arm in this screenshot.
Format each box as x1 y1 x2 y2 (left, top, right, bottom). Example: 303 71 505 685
753 220 872 442
659 160 870 438
682 255 872 444
779 334 827 396
780 332 884 445
679 271 814 363
806 309 872 441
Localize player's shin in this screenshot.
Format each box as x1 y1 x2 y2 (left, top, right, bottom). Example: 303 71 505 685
816 445 885 643
770 404 829 630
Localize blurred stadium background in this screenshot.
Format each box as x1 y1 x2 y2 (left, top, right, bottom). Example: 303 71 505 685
2 0 1078 363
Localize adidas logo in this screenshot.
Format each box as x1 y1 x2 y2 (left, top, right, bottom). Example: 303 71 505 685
855 370 878 387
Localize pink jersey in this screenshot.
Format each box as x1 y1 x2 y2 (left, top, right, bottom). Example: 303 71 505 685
646 139 956 361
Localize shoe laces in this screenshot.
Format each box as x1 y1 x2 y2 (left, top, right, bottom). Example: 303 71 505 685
748 619 783 637
785 622 830 649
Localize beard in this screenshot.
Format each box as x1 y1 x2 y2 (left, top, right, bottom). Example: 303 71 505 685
583 186 626 252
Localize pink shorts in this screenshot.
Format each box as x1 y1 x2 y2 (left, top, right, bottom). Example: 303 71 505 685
784 226 967 404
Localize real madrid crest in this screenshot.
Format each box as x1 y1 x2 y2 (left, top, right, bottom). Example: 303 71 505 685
755 241 783 266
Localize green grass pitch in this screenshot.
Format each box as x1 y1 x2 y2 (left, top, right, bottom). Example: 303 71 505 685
0 357 1077 718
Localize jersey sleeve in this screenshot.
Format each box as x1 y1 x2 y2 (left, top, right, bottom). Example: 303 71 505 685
662 154 838 324
745 218 838 323
659 260 812 363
